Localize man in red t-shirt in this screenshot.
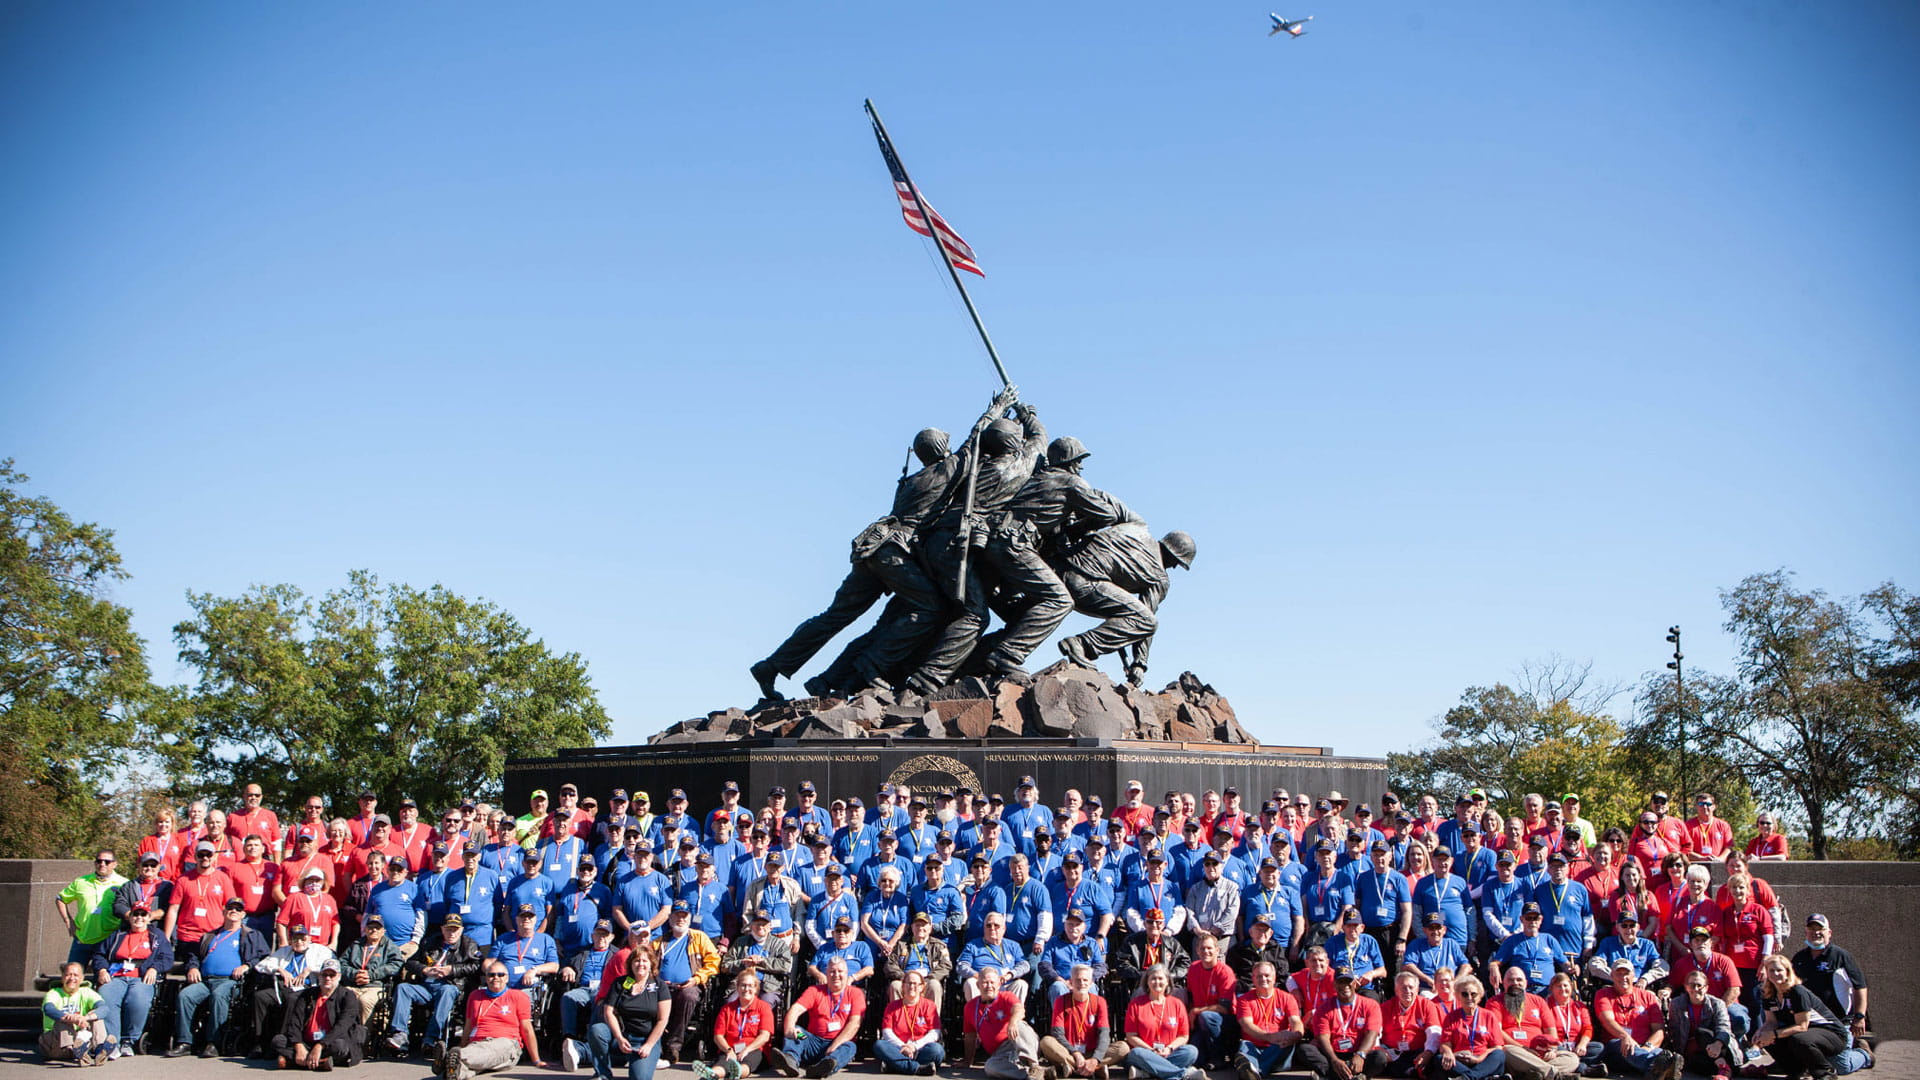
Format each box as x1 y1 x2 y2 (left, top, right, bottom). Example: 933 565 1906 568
1683 795 1734 864
1114 781 1156 840
1186 933 1240 1069
165 844 235 946
1593 959 1677 1077
1300 967 1385 1079
449 960 544 1078
1039 964 1110 1079
1668 927 1744 1036
1233 961 1306 1077
347 792 381 846
222 834 281 936
769 955 866 1078
1489 965 1579 1080
958 965 1040 1079
227 783 281 852
1377 970 1443 1077
276 832 333 905
391 800 436 874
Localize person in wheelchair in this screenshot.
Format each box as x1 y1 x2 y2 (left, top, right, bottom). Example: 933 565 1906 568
337 913 405 1023
724 909 795 1008
250 921 334 1058
389 912 483 1062
491 903 561 995
887 913 954 1009
88 902 175 1062
168 897 270 1058
559 918 620 1072
658 899 723 1062
270 959 365 1069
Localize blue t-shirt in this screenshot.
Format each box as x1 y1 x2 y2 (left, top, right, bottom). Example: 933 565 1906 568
999 879 1050 944
489 931 558 989
812 939 876 979
548 881 612 953
1298 869 1354 925
445 866 501 945
1411 872 1470 945
1327 932 1385 976
1491 931 1559 992
367 879 423 940
1351 868 1411 929
1240 881 1298 947
200 927 247 976
864 889 911 944
616 871 671 929
910 881 965 935
1403 936 1470 980
676 879 732 940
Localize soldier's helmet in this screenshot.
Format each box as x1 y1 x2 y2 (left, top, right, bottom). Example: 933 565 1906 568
982 418 1026 456
1047 436 1092 469
912 428 950 465
1160 531 1197 570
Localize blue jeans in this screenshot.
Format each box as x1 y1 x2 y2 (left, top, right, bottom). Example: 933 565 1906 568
175 975 243 1044
875 1039 946 1074
1236 1041 1296 1076
1125 1043 1199 1080
785 1032 858 1076
561 986 595 1038
67 939 101 967
1445 1048 1505 1079
1727 1001 1752 1040
99 977 155 1044
588 1022 664 1080
1603 1039 1669 1076
1832 1030 1874 1076
1191 1009 1238 1065
392 981 460 1042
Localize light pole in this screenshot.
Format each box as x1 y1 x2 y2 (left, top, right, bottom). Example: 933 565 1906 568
1666 626 1686 804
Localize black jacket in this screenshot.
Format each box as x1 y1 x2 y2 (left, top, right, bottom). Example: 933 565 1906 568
280 984 365 1064
404 932 484 988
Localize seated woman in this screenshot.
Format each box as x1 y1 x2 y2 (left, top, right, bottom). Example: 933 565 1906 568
1106 963 1202 1080
89 904 174 1062
695 969 776 1080
1751 953 1848 1080
876 969 945 1075
592 947 671 1080
1436 975 1505 1080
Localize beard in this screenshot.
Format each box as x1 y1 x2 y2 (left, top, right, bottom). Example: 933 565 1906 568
1503 987 1527 1014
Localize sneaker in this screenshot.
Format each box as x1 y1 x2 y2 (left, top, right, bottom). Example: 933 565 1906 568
765 1046 800 1078
562 1039 582 1072
1183 1070 1207 1080
1235 1060 1258 1080
693 1063 718 1080
388 1032 410 1055
805 1058 840 1079
109 1046 127 1061
725 1059 745 1080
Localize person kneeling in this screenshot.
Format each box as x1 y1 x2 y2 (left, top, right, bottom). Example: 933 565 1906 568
271 960 365 1071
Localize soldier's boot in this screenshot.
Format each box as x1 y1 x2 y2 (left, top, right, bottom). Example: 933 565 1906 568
1057 636 1098 667
750 660 784 703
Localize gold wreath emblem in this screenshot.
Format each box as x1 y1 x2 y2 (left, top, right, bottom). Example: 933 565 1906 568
888 753 983 795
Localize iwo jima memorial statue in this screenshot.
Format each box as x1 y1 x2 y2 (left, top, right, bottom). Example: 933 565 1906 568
504 103 1384 805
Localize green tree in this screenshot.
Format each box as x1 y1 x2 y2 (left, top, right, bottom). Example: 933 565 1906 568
1629 571 1917 859
1387 659 1681 832
171 570 611 813
0 460 162 857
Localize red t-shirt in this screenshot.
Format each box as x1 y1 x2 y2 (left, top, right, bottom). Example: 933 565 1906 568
1668 896 1722 951
1287 970 1337 1017
1380 995 1441 1054
1490 992 1559 1050
1125 995 1189 1047
1718 902 1775 968
1683 819 1734 860
1051 994 1110 1051
306 994 331 1041
1714 876 1777 911
393 823 436 873
229 808 282 850
224 859 280 915
1235 990 1303 1048
966 991 1020 1052
346 814 379 847
1744 834 1788 860
1113 805 1155 839
1576 865 1619 905
1670 951 1740 999
278 890 341 943
465 987 531 1042
280 855 334 899
1311 996 1382 1055
348 839 408 883
108 931 153 977
171 870 235 942
797 985 864 1041
883 997 941 1044
1547 997 1593 1047
714 996 774 1049
1440 1006 1501 1055
1186 962 1238 1011
1594 986 1661 1043
1606 891 1666 943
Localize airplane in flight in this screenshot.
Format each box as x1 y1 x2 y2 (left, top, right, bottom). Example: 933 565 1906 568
1269 13 1313 37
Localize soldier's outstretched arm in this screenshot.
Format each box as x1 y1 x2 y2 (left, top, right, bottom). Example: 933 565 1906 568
1012 401 1047 456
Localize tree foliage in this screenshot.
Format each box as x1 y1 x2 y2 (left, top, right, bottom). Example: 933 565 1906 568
1629 571 1918 859
1386 659 1692 832
0 461 163 857
170 570 612 814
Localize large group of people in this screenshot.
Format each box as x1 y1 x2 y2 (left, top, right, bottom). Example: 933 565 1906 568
44 779 1878 1080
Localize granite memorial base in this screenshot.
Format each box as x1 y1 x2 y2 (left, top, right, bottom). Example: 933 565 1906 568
504 737 1388 814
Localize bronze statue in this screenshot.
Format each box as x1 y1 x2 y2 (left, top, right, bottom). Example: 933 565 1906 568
1055 525 1195 687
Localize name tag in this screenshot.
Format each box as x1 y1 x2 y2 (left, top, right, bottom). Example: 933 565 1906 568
512 965 526 977
194 907 208 917
461 905 473 914
550 864 561 873
252 885 265 895
1335 1037 1355 1052
825 1021 843 1034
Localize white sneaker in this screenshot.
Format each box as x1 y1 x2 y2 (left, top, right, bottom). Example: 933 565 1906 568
561 1039 580 1072
110 1045 127 1060
1183 1069 1207 1080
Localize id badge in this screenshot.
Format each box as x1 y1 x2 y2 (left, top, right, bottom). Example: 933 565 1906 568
1335 1037 1354 1053
194 907 207 917
461 905 473 914
512 965 526 978
826 1021 843 1034
550 863 562 873
252 885 265 895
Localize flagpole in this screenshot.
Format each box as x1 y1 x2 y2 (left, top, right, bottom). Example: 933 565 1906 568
865 99 1011 391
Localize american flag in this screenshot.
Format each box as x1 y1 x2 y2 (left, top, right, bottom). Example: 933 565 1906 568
871 117 983 277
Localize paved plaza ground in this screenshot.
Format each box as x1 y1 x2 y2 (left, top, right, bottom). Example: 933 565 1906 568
0 1043 1914 1080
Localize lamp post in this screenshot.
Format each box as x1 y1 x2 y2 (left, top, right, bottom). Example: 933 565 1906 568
1666 626 1686 804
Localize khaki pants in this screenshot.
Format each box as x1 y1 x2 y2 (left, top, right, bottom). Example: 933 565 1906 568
449 1036 525 1080
348 984 385 1022
1504 1044 1582 1080
39 1020 106 1061
1041 1035 1105 1076
983 1020 1040 1080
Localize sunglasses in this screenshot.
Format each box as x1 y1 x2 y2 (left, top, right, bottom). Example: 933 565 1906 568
485 972 509 979
95 857 115 864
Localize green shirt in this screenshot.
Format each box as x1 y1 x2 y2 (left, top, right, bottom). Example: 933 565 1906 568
57 872 128 945
42 984 104 1031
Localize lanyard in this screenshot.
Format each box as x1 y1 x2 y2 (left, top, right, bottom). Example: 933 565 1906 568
827 991 849 1023
732 1002 757 1041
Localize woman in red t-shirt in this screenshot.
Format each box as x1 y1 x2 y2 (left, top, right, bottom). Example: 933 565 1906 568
1743 813 1789 861
1716 875 1775 1007
1120 965 1198 1080
1438 976 1504 1078
1544 972 1598 1066
876 969 944 1074
702 969 774 1079
1605 861 1666 947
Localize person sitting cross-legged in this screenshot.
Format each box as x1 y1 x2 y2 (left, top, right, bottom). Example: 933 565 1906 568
963 966 1043 1080
1040 963 1111 1080
694 969 776 1080
1105 963 1205 1080
874 968 946 1075
765 955 867 1079
269 959 365 1070
451 959 548 1080
38 962 107 1065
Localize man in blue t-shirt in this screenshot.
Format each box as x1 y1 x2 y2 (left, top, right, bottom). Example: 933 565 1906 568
1489 903 1560 992
489 904 559 991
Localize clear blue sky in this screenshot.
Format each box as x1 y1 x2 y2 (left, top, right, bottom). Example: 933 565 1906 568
5 2 1916 758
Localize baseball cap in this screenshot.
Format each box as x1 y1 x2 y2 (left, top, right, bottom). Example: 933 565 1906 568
824 864 843 878
290 924 311 937
1125 779 1144 791
751 909 773 923
1341 909 1362 925
443 913 465 927
196 842 216 854
1806 913 1830 928
668 789 687 801
1521 902 1542 916
371 813 392 826
593 919 615 934
1615 911 1639 924
320 959 342 974
1017 775 1035 788
138 852 161 865
1611 957 1635 972
399 797 418 808
1562 793 1581 803
633 791 650 803
765 852 783 866
671 900 690 913
517 903 537 916
1423 912 1444 927
610 788 629 801
302 867 326 880
364 913 384 926
911 911 931 924
1064 910 1085 923
1496 850 1515 864
833 916 853 930
1333 965 1357 981
223 897 246 911
1251 914 1274 927
1547 851 1569 864
433 841 449 855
